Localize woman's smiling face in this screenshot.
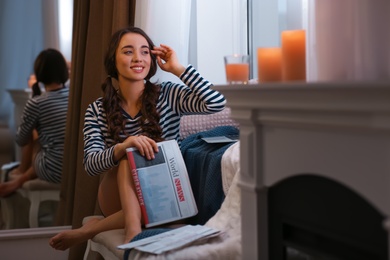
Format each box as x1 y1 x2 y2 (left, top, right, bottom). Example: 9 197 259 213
115 32 151 83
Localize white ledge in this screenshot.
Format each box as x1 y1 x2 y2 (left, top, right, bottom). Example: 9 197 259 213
215 81 390 132
0 225 72 240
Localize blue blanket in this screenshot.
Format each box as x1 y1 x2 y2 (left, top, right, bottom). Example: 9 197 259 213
180 125 239 225
123 126 239 259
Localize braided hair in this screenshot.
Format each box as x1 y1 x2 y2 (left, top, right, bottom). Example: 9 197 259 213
101 27 163 143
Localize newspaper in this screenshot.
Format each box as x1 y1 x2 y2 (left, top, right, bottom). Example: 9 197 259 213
126 140 198 228
201 135 238 143
117 225 221 254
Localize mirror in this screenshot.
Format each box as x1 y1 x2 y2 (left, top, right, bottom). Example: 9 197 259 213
0 0 73 230
1 0 295 233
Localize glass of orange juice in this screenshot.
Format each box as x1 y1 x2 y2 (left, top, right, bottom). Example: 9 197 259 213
224 54 250 84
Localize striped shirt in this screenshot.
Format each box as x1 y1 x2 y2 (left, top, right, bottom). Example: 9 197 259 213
83 65 226 176
15 87 69 183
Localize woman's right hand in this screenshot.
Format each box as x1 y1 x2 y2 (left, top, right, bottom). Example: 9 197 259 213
114 135 159 162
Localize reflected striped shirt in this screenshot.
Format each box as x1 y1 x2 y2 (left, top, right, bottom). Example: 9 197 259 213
83 65 226 176
15 87 69 183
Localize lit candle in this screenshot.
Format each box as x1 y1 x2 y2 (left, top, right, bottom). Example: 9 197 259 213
281 30 306 81
257 47 282 82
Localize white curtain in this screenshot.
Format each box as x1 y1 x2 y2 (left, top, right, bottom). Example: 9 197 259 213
135 0 247 85
58 0 73 61
135 0 192 84
0 0 43 127
0 0 65 130
195 0 247 84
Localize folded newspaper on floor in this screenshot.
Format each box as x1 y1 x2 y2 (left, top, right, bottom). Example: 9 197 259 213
126 139 198 228
117 225 221 254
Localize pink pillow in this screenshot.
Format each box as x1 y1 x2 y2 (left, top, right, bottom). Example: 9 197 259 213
179 108 239 140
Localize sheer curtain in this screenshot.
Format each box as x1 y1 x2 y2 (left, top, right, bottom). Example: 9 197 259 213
58 0 74 61
134 0 192 84
135 0 247 85
0 0 60 128
195 0 247 84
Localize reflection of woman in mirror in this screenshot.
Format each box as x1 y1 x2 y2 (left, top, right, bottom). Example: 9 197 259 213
0 49 69 197
50 26 226 250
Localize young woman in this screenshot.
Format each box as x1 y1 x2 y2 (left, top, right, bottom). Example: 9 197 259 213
0 49 69 197
50 27 226 250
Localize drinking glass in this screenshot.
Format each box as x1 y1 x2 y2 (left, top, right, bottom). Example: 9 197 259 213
224 54 250 84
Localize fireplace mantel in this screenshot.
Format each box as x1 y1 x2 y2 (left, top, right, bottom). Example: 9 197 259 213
215 82 390 259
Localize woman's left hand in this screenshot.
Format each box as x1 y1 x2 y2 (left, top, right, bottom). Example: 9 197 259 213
152 44 185 77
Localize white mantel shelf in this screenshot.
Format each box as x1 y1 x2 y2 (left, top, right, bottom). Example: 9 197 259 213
215 82 390 259
215 81 390 131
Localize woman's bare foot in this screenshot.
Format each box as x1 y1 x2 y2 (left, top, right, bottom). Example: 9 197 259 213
8 168 24 181
49 218 100 250
0 179 22 197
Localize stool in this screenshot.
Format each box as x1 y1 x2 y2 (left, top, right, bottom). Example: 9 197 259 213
83 216 124 260
0 163 61 229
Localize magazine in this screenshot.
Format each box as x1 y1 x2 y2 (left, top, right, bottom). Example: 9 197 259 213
117 225 222 254
201 135 238 143
126 139 198 228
